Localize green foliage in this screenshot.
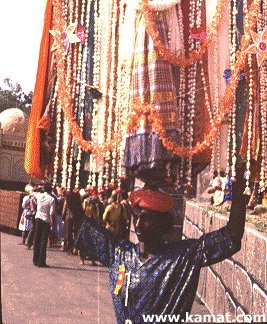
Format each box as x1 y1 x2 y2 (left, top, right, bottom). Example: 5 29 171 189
0 78 33 114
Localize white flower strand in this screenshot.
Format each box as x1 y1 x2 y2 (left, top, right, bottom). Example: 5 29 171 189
258 2 267 191
259 65 267 190
107 0 118 145
185 0 202 192
68 0 83 190
98 0 112 186
61 0 74 189
175 1 185 190
115 0 128 181
119 2 139 181
52 81 60 186
213 32 221 178
90 0 102 185
230 0 237 178
245 54 254 193
110 0 119 183
74 0 89 189
67 139 75 190
226 0 233 178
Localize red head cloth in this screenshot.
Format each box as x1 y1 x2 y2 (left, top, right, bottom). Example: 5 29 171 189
91 187 98 197
130 190 174 213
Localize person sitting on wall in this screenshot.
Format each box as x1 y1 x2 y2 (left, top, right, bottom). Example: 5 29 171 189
75 164 246 323
208 170 229 207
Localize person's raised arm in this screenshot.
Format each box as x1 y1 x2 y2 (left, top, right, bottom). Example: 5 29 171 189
50 198 56 228
22 195 29 209
198 162 246 267
62 200 67 222
227 163 246 244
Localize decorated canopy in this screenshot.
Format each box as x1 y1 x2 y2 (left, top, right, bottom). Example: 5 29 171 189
25 0 267 196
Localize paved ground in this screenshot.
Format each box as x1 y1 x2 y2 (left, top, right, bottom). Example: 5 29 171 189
1 232 209 324
1 232 115 324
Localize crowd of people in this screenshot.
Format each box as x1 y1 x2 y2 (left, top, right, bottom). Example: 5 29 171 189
18 181 132 267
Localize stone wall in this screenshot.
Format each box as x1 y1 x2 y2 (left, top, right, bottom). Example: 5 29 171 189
184 201 267 319
0 189 24 231
0 129 32 183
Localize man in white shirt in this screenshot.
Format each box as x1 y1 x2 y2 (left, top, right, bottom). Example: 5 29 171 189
33 183 55 267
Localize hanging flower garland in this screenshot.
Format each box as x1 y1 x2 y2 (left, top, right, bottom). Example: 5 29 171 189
51 0 261 159
229 0 238 179
140 0 229 67
51 0 118 156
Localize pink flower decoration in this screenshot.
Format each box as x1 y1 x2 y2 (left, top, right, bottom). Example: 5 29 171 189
246 29 267 66
190 27 207 42
77 24 87 44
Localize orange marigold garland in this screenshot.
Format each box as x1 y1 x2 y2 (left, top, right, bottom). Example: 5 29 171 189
140 0 229 67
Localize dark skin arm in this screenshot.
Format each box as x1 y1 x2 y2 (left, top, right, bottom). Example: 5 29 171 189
62 200 67 222
227 164 247 244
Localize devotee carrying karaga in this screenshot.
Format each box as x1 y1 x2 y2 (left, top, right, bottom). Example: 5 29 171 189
75 164 246 324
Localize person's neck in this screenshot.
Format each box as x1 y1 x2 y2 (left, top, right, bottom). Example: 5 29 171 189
139 238 165 258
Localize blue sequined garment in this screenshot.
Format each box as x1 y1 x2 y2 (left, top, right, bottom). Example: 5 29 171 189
75 219 240 324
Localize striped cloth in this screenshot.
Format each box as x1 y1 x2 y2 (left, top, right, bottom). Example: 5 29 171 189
131 12 181 130
124 10 182 172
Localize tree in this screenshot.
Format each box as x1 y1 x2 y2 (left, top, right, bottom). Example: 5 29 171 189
0 78 33 114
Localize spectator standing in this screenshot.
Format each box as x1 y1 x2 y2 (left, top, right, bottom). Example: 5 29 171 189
103 193 122 238
25 191 37 249
56 187 65 242
18 192 35 245
62 190 84 253
80 196 99 265
95 196 104 224
33 183 55 267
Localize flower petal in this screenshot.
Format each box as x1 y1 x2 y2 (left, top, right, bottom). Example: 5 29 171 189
262 29 267 41
65 22 77 34
68 34 81 44
251 30 260 43
257 52 267 66
245 44 258 54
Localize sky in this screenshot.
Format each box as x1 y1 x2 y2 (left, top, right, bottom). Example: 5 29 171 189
0 0 46 93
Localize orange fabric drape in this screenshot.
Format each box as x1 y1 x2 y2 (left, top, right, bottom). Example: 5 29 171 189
24 0 53 179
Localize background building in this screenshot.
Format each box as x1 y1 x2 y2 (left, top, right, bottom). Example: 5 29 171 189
0 108 32 190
